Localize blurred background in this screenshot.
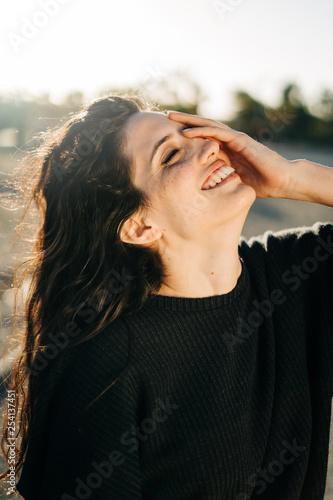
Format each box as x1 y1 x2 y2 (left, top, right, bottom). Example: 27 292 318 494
0 0 332 497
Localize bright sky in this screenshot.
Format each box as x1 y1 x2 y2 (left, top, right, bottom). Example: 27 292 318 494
1 0 333 119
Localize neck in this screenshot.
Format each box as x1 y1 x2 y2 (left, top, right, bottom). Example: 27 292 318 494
156 227 243 298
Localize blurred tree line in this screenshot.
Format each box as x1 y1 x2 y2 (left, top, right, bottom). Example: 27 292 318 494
0 75 332 151
229 84 333 144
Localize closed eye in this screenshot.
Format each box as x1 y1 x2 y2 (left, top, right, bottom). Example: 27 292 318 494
162 149 180 166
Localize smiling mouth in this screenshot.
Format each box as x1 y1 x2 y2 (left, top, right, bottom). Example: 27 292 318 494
202 163 236 190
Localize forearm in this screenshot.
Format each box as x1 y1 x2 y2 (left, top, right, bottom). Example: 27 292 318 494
282 159 333 207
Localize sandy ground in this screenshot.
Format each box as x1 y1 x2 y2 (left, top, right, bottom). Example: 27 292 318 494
0 143 332 498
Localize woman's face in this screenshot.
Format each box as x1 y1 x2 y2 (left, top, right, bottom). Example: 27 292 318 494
123 111 255 244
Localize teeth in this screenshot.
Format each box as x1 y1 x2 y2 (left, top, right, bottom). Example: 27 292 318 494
218 166 235 178
203 165 235 190
212 173 223 183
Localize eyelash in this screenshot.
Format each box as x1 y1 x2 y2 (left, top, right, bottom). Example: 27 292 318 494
162 149 180 167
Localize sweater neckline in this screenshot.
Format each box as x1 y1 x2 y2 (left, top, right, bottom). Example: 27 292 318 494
146 256 249 312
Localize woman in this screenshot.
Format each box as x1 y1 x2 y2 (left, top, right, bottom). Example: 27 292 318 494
0 93 332 499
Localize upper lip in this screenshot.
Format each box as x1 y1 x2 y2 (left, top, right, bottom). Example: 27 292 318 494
201 159 228 189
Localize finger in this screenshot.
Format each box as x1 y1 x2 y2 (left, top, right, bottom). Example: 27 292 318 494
181 126 238 143
205 137 224 148
167 110 223 128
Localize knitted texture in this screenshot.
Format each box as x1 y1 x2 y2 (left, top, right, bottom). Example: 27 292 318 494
16 222 333 499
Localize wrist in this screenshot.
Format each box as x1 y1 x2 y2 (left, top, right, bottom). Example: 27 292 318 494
280 159 306 201
281 159 333 206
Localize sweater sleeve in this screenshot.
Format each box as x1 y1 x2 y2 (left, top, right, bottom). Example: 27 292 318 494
16 322 143 500
240 221 333 396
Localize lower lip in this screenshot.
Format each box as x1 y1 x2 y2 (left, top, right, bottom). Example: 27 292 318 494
204 171 239 190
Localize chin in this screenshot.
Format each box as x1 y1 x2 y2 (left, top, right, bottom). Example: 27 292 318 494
247 184 257 203
238 182 256 201
228 184 257 219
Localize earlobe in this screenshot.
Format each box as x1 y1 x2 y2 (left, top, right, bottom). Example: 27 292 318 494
120 217 162 246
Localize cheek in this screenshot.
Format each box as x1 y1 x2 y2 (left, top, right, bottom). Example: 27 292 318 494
156 167 186 195
158 174 209 227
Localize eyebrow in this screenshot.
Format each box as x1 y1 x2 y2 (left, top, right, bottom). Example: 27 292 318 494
150 134 173 163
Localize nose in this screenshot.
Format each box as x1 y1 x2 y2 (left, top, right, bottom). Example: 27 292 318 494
196 137 220 166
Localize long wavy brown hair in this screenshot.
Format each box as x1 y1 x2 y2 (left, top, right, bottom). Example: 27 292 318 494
0 93 166 487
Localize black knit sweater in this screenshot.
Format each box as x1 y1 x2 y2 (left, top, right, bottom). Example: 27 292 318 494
16 222 333 499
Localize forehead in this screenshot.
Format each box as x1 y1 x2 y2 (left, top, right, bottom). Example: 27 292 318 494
124 111 183 160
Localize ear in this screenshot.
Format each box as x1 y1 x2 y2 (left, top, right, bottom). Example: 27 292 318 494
120 217 163 246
